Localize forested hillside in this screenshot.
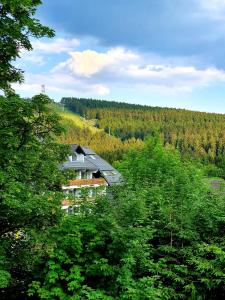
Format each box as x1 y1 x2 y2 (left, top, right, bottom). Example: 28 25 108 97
61 97 225 169
54 105 143 163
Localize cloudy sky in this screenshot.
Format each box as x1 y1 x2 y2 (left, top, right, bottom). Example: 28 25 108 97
14 0 225 113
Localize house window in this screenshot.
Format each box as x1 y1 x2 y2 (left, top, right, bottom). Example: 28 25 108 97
90 188 97 197
68 189 75 197
76 171 81 179
76 154 84 162
86 172 92 179
71 154 77 161
75 189 81 198
81 171 88 179
68 206 74 215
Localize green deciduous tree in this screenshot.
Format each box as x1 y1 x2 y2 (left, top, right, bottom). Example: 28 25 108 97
0 94 69 298
0 0 54 93
0 0 70 298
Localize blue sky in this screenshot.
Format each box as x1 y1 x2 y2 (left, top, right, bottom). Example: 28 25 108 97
14 0 225 113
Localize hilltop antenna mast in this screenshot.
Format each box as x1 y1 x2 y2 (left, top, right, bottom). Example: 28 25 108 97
41 84 46 94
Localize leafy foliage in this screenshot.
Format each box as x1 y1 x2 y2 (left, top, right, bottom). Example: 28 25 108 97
0 0 54 93
1 0 225 297
0 94 69 298
29 139 225 299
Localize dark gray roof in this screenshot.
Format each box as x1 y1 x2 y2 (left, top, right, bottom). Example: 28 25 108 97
69 144 95 155
81 147 96 155
85 155 114 171
101 173 123 185
61 160 98 171
61 144 123 185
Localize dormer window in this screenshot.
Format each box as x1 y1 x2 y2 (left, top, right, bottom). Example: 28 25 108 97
76 153 84 162
71 154 77 161
68 154 77 162
68 153 84 163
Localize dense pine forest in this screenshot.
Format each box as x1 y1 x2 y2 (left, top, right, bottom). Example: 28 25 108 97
61 97 225 175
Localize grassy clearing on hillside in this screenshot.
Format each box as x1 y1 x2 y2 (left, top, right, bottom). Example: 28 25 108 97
49 102 97 130
59 111 99 133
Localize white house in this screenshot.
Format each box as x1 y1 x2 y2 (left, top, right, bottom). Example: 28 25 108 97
60 144 122 213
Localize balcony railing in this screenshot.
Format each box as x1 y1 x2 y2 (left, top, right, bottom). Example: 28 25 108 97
65 178 108 187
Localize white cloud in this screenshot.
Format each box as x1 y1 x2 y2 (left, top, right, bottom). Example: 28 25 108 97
15 43 225 100
69 50 111 76
91 84 110 95
58 47 138 77
199 0 225 19
52 46 225 93
32 38 80 53
13 71 110 99
126 64 225 87
17 38 81 68
19 52 45 65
